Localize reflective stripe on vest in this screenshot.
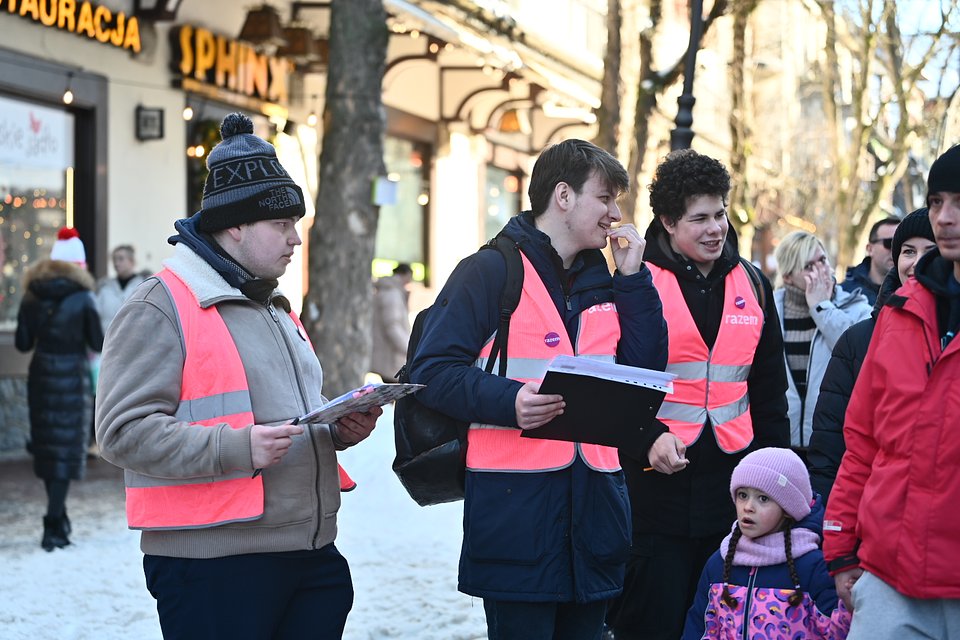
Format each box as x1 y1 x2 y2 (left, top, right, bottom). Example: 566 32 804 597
649 263 762 453
466 252 622 473
124 269 264 530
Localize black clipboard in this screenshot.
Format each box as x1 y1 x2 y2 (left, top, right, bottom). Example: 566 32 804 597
520 356 672 452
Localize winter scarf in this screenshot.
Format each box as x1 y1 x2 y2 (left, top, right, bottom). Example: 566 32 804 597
781 284 817 396
168 213 284 307
720 522 821 567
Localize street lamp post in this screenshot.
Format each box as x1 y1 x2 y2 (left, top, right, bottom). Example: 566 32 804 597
670 0 704 151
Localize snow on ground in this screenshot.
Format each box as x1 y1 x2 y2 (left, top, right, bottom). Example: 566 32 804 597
0 404 486 640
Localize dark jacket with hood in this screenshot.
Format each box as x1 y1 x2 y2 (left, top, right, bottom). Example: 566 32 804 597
15 259 104 480
408 212 668 603
808 268 901 503
840 258 880 307
623 221 790 539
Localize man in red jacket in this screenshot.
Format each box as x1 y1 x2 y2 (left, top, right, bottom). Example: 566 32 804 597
823 144 960 639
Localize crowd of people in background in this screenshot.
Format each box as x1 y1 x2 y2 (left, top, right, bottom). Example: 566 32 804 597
11 119 960 640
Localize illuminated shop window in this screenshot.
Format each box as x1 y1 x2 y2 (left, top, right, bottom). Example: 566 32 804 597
0 96 74 331
484 165 522 241
374 136 429 281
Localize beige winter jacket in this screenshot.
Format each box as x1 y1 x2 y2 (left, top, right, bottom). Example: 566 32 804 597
96 244 341 559
370 274 410 382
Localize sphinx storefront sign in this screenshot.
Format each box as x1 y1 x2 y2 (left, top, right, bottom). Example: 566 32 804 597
0 0 141 53
171 25 292 106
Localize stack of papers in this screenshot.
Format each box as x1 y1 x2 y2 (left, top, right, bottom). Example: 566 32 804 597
295 383 424 425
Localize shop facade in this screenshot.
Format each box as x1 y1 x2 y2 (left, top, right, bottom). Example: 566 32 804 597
0 0 605 455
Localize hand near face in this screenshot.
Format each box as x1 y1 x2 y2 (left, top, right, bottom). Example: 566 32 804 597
607 224 646 276
803 261 834 308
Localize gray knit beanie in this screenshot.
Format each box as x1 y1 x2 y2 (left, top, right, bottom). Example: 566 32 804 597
197 113 305 233
729 447 813 521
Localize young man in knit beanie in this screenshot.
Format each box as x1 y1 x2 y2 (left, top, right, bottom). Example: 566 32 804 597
95 112 380 638
824 145 960 639
808 207 936 503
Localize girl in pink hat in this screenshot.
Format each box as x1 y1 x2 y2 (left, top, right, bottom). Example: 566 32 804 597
682 447 851 639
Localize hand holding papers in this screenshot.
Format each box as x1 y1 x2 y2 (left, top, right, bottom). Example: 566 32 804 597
295 383 424 426
252 383 424 478
520 355 675 452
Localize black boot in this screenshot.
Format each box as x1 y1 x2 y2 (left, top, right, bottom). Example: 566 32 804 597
62 509 71 536
41 516 70 551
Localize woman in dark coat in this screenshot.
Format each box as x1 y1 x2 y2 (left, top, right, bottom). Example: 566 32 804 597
15 228 104 551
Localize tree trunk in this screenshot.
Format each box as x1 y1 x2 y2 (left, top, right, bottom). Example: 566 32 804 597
594 0 622 155
728 0 757 235
303 0 388 396
623 0 728 222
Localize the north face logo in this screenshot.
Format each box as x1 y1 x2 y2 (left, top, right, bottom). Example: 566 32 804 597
258 186 302 210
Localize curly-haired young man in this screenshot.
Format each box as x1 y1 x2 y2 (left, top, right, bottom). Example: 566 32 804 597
608 149 790 640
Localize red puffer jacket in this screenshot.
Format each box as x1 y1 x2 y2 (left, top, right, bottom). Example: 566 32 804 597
823 268 960 599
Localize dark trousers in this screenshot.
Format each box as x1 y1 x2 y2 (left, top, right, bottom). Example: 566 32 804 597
144 543 353 640
483 598 608 640
44 478 69 518
608 532 725 640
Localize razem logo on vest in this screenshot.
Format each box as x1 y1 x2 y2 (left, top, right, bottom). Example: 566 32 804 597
0 0 142 53
544 332 561 348
735 295 746 309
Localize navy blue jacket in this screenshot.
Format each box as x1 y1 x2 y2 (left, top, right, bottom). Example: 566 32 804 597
409 212 668 602
840 258 879 307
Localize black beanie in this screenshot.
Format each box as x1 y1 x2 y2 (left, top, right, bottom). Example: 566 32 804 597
891 207 934 266
197 113 306 233
927 145 960 199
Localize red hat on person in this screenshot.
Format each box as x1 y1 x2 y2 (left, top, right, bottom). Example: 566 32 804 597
50 227 87 266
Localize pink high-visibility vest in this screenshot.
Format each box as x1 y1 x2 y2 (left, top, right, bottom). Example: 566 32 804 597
125 269 354 529
465 252 622 473
648 263 762 453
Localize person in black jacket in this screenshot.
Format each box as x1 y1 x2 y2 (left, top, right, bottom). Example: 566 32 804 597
15 228 104 551
808 208 935 503
609 150 790 640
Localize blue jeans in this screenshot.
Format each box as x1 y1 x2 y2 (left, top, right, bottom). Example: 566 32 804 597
483 598 608 640
144 544 353 639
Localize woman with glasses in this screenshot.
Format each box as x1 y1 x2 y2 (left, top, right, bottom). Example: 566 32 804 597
773 231 872 462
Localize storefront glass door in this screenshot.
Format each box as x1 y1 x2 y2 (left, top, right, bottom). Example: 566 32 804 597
0 95 75 331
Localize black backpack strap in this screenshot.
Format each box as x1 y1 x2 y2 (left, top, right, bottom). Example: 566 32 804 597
483 234 524 376
738 257 766 318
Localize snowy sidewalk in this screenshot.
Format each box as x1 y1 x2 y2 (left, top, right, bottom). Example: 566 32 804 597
0 406 486 640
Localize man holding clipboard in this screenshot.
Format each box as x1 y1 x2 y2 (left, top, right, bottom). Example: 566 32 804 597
409 140 668 639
